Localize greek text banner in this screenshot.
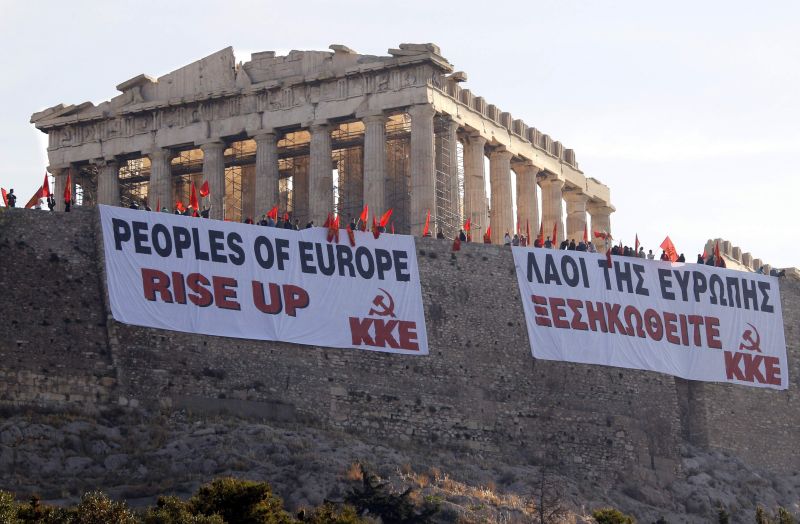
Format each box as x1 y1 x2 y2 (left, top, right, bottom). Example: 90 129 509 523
512 247 788 389
100 205 428 355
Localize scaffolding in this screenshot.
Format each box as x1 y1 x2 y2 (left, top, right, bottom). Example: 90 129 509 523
223 140 256 222
434 115 461 238
386 113 411 233
278 130 311 224
331 121 365 222
171 149 204 211
118 157 150 208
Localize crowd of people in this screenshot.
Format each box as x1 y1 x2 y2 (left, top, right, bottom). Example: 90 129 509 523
2 190 789 276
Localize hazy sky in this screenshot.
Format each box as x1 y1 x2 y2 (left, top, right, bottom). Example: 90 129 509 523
1 0 798 267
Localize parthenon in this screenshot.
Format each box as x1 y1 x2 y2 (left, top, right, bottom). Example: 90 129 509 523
30 43 614 245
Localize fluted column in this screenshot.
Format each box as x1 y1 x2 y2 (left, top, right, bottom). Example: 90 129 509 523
50 167 67 212
539 175 565 246
201 141 226 220
309 122 333 225
95 158 120 206
489 149 513 243
564 190 589 244
409 104 436 236
587 202 614 252
462 133 488 235
513 162 540 241
147 148 172 211
362 113 387 217
254 131 279 217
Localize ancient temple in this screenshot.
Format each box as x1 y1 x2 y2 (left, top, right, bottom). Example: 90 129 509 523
30 43 614 245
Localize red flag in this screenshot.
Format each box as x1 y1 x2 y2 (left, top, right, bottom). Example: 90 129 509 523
327 215 340 243
660 236 678 262
190 181 199 210
390 222 395 234
421 210 430 237
537 223 544 245
552 221 558 246
346 224 356 247
359 204 369 224
372 216 380 239
156 197 161 212
452 236 461 252
485 224 492 243
526 220 531 245
517 218 521 235
714 241 722 267
464 218 471 232
24 186 43 208
283 212 289 222
199 180 210 198
1 188 7 207
41 172 50 199
583 224 588 243
635 234 640 253
267 206 278 221
702 247 707 259
64 172 72 204
379 208 393 228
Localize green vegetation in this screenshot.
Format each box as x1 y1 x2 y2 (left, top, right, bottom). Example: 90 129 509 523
0 478 373 524
592 507 636 524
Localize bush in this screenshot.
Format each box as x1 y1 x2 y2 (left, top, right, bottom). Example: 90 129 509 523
0 491 20 524
189 477 295 524
592 507 636 524
302 502 367 524
64 491 138 524
345 465 438 524
142 496 224 524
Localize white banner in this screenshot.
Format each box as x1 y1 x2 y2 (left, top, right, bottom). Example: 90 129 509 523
512 247 788 389
99 205 428 355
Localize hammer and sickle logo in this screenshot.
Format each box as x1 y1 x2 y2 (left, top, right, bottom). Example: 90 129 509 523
739 323 762 352
368 288 396 318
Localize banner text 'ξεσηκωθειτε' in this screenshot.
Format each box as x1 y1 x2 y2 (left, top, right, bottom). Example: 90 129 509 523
512 247 788 389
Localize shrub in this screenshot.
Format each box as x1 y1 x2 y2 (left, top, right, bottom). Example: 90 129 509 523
777 507 796 524
592 507 636 524
189 477 295 524
64 491 138 524
0 491 20 524
302 502 367 524
345 465 438 524
142 496 224 524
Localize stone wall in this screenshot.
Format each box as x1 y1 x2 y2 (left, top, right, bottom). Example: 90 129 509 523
1 208 797 483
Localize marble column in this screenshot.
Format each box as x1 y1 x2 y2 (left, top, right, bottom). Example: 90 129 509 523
489 149 514 244
49 167 66 212
539 175 565 246
201 141 226 220
408 104 436 236
147 148 172 211
564 190 589 245
512 162 540 241
462 133 488 235
96 158 120 206
309 122 333 226
254 131 279 217
587 202 614 252
362 113 387 217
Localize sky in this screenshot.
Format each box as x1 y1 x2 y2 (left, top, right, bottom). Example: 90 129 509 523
1 0 798 267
